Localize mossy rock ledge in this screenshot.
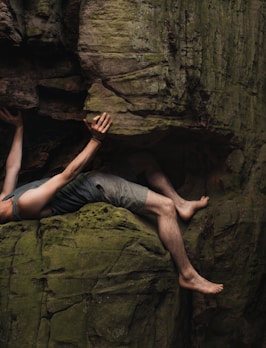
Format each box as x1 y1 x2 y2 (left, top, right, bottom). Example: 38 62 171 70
0 203 184 348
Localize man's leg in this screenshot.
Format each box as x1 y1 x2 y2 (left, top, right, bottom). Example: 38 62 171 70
143 189 223 294
129 152 209 221
89 172 223 294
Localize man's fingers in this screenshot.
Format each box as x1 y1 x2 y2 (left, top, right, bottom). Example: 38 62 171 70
98 113 111 131
94 112 108 125
92 115 101 124
92 113 111 130
88 112 112 141
102 118 112 133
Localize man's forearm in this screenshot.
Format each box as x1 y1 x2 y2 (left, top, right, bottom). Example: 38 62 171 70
62 113 112 183
0 123 24 197
6 124 24 173
62 138 101 183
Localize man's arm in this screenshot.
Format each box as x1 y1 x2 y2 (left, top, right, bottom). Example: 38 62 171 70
17 112 112 219
0 108 23 200
62 112 111 182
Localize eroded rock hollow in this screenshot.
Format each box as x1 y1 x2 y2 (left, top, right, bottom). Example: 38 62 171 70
0 0 265 347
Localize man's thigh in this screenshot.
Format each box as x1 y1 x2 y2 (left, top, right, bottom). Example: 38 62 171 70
87 172 148 213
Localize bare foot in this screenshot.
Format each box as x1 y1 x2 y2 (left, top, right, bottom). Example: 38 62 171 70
177 196 209 221
179 273 223 294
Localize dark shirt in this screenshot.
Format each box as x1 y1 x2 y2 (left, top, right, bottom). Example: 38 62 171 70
2 173 103 220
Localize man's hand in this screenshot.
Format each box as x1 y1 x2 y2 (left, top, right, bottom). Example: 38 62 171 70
0 107 23 128
84 112 112 143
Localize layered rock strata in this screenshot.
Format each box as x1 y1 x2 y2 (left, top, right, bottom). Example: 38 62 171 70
0 0 265 347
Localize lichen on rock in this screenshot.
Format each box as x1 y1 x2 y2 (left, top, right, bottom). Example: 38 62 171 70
0 203 183 347
0 0 265 347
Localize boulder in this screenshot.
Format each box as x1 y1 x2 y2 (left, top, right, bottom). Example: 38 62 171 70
0 203 185 347
0 0 265 347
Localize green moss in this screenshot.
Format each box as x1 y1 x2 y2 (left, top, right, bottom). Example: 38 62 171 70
37 0 53 17
49 301 88 346
26 25 43 38
0 203 181 346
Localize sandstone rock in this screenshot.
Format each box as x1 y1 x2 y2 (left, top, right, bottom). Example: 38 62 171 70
0 203 184 347
0 1 23 44
0 0 265 347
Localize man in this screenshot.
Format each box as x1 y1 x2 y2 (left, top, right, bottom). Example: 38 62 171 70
0 108 223 294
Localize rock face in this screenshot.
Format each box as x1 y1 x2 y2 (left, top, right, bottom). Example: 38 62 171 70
0 204 184 347
0 0 265 347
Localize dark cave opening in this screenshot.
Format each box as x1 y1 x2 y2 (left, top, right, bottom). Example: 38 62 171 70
0 111 238 199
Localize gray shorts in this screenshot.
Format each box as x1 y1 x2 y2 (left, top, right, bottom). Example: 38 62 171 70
86 171 148 213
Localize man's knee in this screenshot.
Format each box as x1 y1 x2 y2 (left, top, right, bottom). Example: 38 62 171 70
159 196 176 216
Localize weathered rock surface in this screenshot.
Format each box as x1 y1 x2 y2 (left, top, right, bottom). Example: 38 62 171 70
0 204 184 347
0 0 265 347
